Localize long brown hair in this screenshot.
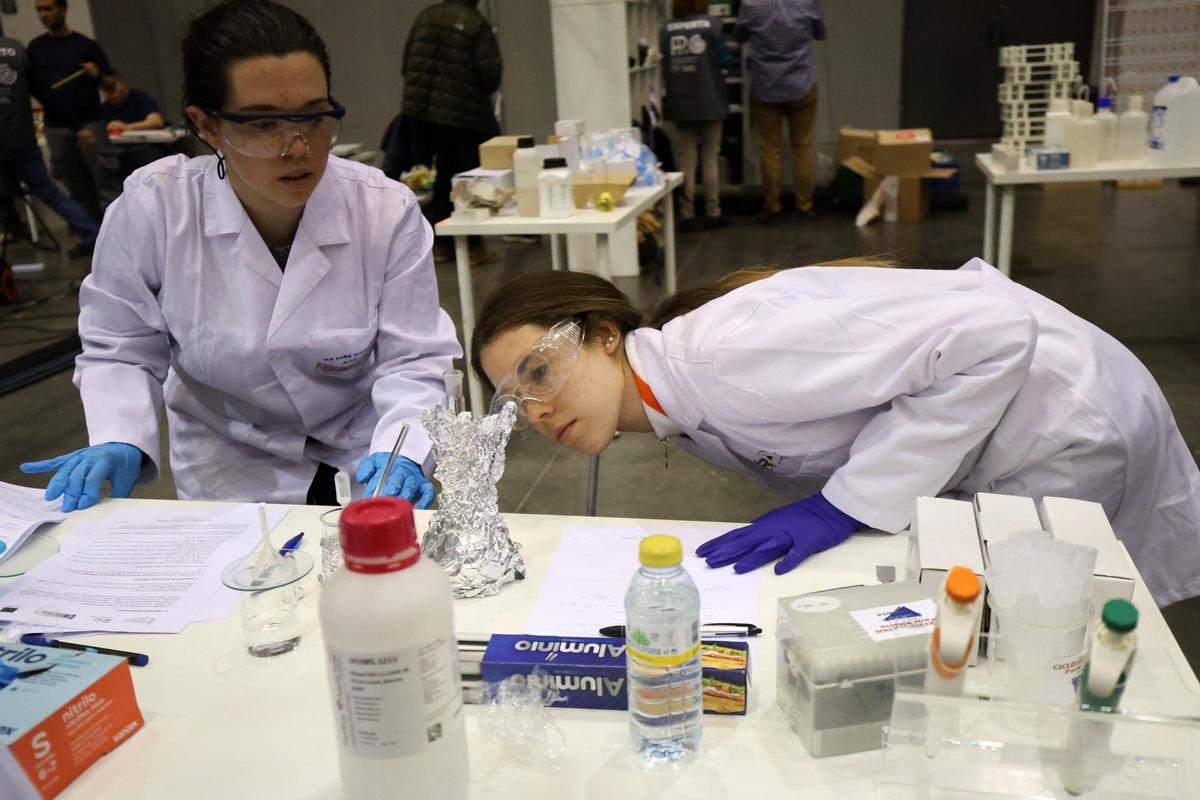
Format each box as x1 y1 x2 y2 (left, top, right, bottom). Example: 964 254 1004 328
470 258 900 388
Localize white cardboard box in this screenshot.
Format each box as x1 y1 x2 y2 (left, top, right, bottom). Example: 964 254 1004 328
973 492 1043 566
907 496 986 587
450 167 515 190
1037 496 1135 613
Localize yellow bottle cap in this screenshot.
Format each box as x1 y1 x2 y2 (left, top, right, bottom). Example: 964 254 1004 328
639 535 683 567
945 565 981 603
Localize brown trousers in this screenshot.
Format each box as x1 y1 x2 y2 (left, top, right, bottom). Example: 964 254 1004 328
751 84 818 213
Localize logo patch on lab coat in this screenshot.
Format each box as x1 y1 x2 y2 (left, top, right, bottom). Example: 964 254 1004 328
315 345 370 374
755 450 782 470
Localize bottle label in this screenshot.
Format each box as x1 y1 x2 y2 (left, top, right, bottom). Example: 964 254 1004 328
626 617 700 667
327 637 462 758
1149 106 1166 150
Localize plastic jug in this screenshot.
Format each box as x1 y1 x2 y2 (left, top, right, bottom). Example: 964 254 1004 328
1149 76 1200 164
1096 97 1118 161
1117 95 1149 161
1064 100 1099 168
1044 98 1071 149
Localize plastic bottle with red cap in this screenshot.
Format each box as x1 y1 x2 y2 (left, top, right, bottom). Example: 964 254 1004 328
319 497 468 800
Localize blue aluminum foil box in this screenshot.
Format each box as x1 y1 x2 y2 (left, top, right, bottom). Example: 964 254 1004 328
479 634 749 714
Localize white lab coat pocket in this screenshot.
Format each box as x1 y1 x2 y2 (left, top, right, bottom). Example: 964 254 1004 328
306 327 377 379
769 445 853 482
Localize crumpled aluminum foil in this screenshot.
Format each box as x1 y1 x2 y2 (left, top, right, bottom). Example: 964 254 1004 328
421 402 525 598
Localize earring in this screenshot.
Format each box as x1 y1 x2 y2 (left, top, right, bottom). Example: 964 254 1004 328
605 335 615 346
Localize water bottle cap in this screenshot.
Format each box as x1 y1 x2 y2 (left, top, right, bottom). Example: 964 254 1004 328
517 136 535 148
339 497 420 574
1102 598 1138 634
945 566 981 603
543 157 568 169
1169 75 1180 82
1098 97 1113 109
639 535 683 567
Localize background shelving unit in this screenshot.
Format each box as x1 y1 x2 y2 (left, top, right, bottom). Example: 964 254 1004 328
1100 0 1200 100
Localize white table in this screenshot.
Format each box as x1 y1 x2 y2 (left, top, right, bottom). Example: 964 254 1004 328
975 153 1200 277
435 174 684 414
7 498 1191 800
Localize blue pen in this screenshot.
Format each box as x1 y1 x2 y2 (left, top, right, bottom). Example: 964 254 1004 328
20 634 150 667
279 532 304 556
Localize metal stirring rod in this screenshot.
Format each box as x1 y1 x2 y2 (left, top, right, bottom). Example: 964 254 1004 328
372 423 410 498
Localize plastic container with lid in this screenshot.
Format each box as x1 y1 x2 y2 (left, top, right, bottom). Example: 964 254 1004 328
776 581 934 758
1064 100 1099 168
538 157 574 218
1044 97 1071 148
1118 94 1149 160
512 136 541 217
1149 75 1200 164
1096 96 1119 161
319 497 468 800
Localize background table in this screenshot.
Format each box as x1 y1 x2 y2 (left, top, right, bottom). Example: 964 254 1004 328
7 498 1191 799
435 174 683 414
975 153 1200 277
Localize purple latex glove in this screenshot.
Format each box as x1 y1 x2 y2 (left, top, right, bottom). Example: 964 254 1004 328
695 493 865 575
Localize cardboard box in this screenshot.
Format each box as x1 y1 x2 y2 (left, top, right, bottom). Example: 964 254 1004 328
0 645 144 800
973 492 1043 565
873 129 933 176
841 136 955 222
478 135 530 170
571 171 636 210
478 634 749 715
836 127 877 164
863 175 929 222
449 167 514 190
907 496 986 590
1037 497 1135 612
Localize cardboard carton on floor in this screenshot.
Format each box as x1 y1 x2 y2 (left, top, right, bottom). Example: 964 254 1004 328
837 127 956 222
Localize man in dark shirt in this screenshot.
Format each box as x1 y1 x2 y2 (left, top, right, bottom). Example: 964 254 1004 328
96 75 168 207
0 35 99 258
27 0 116 223
100 76 164 134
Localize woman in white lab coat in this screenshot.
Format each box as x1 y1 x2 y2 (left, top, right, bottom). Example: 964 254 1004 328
20 0 460 509
471 259 1200 607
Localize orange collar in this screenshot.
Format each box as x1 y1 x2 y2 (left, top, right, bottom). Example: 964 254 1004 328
632 370 666 417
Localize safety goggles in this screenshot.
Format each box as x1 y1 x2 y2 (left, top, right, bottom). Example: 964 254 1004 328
489 319 585 430
208 99 346 159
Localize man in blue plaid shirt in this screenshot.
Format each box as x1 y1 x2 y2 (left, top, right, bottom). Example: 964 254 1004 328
736 0 826 224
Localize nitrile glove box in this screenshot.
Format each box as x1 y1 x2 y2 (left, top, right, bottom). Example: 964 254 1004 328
0 644 144 800
479 634 749 715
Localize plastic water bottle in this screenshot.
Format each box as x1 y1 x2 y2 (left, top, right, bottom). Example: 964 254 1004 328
1044 97 1071 148
1118 95 1149 160
1149 75 1200 164
1095 97 1118 161
319 497 468 799
624 534 702 766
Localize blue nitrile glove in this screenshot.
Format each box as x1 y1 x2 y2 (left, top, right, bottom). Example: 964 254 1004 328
695 493 865 575
354 454 435 509
19 443 143 512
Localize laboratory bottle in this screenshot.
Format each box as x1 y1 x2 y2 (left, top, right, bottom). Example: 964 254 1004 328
1067 100 1099 168
1117 94 1149 160
319 497 468 800
624 534 703 766
923 566 981 758
538 157 574 218
1149 75 1200 164
1095 96 1118 161
1043 97 1071 148
512 136 541 217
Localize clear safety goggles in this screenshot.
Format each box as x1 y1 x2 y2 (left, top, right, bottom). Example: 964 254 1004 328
489 319 585 430
209 99 345 159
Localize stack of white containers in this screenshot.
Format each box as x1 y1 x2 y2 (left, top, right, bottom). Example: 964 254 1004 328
998 43 1081 152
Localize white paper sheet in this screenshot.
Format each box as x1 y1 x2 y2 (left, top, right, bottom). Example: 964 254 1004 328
0 482 68 566
524 524 761 638
0 505 290 633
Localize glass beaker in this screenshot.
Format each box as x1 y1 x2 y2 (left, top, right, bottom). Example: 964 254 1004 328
319 508 343 583
221 550 313 658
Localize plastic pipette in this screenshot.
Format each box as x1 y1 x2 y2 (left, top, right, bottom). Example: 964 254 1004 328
372 423 410 499
924 566 982 758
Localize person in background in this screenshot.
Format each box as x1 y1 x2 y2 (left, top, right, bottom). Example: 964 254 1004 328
402 0 501 263
100 75 165 136
0 33 99 258
736 0 825 225
660 0 729 232
470 261 1200 609
27 0 115 223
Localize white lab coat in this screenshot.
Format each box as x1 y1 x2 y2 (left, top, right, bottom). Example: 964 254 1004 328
74 154 461 503
628 259 1200 606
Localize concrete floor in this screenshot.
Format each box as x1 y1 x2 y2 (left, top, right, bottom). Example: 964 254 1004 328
2 144 1199 674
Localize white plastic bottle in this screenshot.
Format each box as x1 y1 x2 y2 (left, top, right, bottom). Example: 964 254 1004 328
1118 94 1149 161
1095 97 1118 161
1043 97 1071 148
1067 100 1100 168
512 136 541 217
538 157 574 218
1149 75 1200 164
624 534 702 766
320 497 468 800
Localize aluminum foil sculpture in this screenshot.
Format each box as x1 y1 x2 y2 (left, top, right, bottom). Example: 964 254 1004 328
420 400 525 598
